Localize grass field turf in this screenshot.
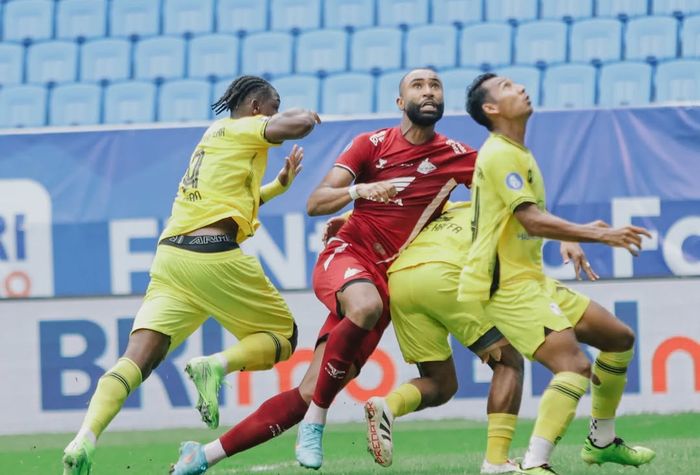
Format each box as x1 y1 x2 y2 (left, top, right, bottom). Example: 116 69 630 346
2 413 698 474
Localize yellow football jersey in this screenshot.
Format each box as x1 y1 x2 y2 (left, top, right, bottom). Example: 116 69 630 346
458 133 546 302
160 115 280 243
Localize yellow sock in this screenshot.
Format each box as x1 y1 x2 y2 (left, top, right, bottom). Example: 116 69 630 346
592 349 633 419
83 358 142 438
221 332 292 372
533 371 589 443
486 413 517 464
385 383 422 418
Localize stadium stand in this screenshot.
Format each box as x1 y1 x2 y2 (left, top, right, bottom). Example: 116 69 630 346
0 42 23 85
376 69 407 113
682 14 700 56
432 0 483 26
460 22 513 68
49 83 102 126
542 63 597 108
103 81 156 124
570 18 623 63
324 0 375 29
405 24 458 69
134 36 186 81
322 72 374 114
26 41 78 85
441 67 482 111
158 78 212 122
241 31 294 77
109 0 160 39
625 16 679 62
3 0 53 42
515 20 568 66
495 65 542 106
270 0 322 32
80 38 131 82
272 75 321 111
598 61 653 106
655 58 700 101
378 0 429 28
597 0 649 19
351 27 403 72
216 0 267 34
485 0 538 23
187 33 239 80
540 0 594 21
296 29 348 75
163 0 214 36
0 84 47 127
56 0 107 41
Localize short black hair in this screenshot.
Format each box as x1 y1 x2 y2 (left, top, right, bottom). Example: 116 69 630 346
466 73 497 130
211 75 275 115
399 67 438 95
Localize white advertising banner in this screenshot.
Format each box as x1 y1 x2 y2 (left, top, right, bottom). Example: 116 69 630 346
1 278 698 435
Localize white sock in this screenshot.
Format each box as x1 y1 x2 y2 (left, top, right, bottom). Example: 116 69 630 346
75 427 97 446
214 353 228 373
303 402 328 425
589 417 616 447
522 436 554 469
203 439 227 466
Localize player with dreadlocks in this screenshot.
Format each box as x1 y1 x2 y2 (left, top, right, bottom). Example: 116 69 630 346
62 75 320 475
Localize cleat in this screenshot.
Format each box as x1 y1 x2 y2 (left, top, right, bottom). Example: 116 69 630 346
518 463 559 474
481 459 525 473
169 441 208 475
62 437 95 475
185 356 225 429
295 422 324 469
581 437 655 467
364 397 394 467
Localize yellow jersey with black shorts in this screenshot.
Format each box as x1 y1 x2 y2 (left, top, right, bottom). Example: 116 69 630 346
132 116 295 352
458 133 590 360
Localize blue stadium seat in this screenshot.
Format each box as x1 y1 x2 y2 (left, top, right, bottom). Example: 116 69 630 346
272 75 321 110
597 0 649 18
104 81 156 124
188 34 239 80
540 0 594 20
213 77 235 115
495 65 541 105
27 41 78 85
158 79 212 122
515 21 568 66
350 27 403 72
241 32 293 77
485 0 538 23
598 61 652 106
324 0 375 30
653 0 700 16
49 83 102 126
163 0 214 36
570 18 623 63
376 70 407 113
296 29 348 75
542 64 596 108
441 68 482 111
56 0 107 41
3 0 53 42
378 0 429 28
405 25 458 69
322 73 374 114
80 38 131 82
270 0 322 31
216 0 267 34
460 23 512 68
655 59 700 101
432 0 483 26
109 0 160 38
625 16 679 62
134 37 186 81
0 43 24 86
681 14 700 57
0 85 47 128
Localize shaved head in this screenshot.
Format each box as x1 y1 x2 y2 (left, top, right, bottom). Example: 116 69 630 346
399 68 440 95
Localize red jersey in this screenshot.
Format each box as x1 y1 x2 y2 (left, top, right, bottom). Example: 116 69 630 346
333 126 477 270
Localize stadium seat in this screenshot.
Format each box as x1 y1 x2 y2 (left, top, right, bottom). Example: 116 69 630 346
441 68 482 112
681 14 700 57
405 25 458 69
49 83 102 126
376 70 407 113
653 0 700 16
540 0 594 20
187 34 239 80
350 27 403 72
0 85 47 128
515 20 568 66
597 0 650 18
432 0 484 26
460 23 512 68
2 0 53 42
296 29 348 75
104 81 156 124
158 79 212 122
80 38 131 82
542 64 596 108
109 0 160 38
323 0 375 30
56 0 107 41
625 16 679 62
495 65 541 106
272 75 321 110
26 41 78 85
322 73 374 114
134 37 186 81
0 43 24 86
270 0 322 31
570 18 623 63
241 32 294 77
212 77 235 115
163 0 214 36
598 61 652 106
216 0 267 34
655 59 700 101
378 0 429 28
485 0 538 23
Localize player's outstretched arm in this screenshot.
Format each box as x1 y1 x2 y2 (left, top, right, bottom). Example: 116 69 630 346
265 108 321 142
260 144 303 204
306 167 397 216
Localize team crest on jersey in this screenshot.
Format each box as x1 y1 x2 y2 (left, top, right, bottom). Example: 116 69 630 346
369 130 387 146
376 158 387 169
417 158 437 175
506 173 524 190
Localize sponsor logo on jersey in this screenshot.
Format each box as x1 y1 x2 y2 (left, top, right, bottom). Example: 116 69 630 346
376 158 387 169
417 158 437 175
446 139 467 154
506 173 524 190
369 130 387 146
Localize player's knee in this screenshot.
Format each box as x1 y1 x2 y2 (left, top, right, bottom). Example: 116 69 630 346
570 357 592 378
437 378 458 405
616 326 635 352
343 299 383 328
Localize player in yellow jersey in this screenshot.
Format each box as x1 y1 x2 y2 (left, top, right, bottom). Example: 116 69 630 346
62 75 320 475
460 73 655 474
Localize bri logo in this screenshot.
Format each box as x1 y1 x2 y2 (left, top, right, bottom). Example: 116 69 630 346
325 362 346 380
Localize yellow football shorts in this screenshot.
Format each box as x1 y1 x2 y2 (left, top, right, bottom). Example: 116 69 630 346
132 244 295 352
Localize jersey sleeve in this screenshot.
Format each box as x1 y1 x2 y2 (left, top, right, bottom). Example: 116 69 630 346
227 115 281 148
483 150 537 212
334 132 375 179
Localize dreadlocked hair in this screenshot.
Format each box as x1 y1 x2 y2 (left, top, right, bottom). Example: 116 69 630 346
211 75 273 115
